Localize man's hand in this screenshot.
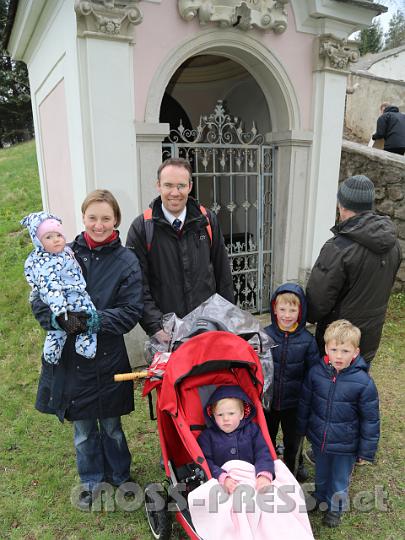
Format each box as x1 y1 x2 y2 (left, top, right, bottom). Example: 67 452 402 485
223 477 239 494
153 329 171 345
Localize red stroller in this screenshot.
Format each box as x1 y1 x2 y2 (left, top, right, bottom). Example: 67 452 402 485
142 330 277 539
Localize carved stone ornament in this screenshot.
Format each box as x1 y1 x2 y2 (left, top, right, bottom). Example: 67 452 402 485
75 0 143 41
316 34 360 72
178 0 289 33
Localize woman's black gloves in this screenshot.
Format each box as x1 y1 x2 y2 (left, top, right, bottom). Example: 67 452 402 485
56 312 89 335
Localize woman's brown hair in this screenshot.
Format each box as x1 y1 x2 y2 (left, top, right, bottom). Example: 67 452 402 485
81 189 121 227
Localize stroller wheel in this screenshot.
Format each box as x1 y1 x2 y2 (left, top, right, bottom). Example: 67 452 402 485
144 483 172 540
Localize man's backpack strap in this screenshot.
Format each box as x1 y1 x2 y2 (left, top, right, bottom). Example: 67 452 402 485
143 205 212 252
143 208 153 252
200 205 213 244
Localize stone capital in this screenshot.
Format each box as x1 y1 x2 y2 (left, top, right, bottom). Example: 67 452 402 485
315 34 360 73
75 0 143 41
178 0 289 33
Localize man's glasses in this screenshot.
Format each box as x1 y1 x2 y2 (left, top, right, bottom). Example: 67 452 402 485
160 182 190 192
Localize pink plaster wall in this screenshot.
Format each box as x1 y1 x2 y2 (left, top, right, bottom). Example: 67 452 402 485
38 80 76 240
134 3 313 129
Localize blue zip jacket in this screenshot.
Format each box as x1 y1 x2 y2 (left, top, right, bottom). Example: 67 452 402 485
264 283 320 410
297 355 380 461
197 385 275 479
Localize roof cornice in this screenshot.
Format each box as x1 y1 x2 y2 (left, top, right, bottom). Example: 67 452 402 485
5 0 47 60
334 0 386 13
2 0 18 51
290 0 388 38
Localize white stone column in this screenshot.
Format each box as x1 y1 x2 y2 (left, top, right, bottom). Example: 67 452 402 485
118 122 169 368
74 0 143 239
74 1 147 367
135 122 170 209
304 35 359 272
266 130 313 288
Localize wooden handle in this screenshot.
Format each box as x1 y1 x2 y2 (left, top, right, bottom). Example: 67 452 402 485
114 370 148 382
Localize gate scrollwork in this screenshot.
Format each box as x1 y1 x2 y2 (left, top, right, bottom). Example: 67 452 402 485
167 100 264 146
163 100 274 312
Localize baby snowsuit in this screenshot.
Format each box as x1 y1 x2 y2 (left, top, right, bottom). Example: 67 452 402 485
21 211 97 364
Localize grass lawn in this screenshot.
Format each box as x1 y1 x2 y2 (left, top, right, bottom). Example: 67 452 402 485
0 141 404 539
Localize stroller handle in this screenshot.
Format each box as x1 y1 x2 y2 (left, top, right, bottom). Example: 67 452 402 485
114 370 148 382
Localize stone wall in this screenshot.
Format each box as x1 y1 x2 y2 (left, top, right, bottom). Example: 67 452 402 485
340 140 405 291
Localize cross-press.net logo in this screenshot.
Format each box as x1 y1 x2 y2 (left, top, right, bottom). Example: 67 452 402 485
70 481 389 513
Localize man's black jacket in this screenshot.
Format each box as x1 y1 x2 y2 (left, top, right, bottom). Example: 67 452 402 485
306 211 401 361
126 197 234 335
372 105 405 151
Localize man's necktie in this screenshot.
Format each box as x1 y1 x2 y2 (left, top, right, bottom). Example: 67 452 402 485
172 218 182 233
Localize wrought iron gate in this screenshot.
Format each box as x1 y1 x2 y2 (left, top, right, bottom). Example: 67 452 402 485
162 100 275 313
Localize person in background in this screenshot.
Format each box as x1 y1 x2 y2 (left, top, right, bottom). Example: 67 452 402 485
372 102 405 155
126 157 234 344
297 320 380 528
306 175 401 364
29 190 143 510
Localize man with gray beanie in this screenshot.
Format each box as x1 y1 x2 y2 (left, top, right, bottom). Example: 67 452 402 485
306 175 401 363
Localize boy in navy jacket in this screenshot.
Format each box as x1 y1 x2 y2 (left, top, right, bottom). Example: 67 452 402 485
297 320 380 528
264 283 320 480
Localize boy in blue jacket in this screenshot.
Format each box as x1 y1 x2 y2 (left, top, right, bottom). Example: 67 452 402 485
264 283 320 481
297 320 380 528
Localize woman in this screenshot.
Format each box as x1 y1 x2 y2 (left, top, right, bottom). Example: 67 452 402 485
30 190 143 509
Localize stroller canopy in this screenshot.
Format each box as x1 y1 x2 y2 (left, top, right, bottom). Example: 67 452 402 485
158 331 264 417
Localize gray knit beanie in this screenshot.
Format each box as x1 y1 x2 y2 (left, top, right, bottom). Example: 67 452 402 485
337 175 375 212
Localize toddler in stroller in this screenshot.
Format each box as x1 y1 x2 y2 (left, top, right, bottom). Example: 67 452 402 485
142 329 314 540
197 385 275 493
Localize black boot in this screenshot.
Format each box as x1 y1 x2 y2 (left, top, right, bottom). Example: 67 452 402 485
75 490 92 511
296 463 309 482
323 511 341 528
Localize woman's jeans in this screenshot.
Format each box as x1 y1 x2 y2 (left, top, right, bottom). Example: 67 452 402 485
73 417 131 490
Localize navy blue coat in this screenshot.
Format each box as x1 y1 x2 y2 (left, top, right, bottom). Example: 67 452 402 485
297 356 380 461
32 233 143 422
197 386 275 479
264 283 320 410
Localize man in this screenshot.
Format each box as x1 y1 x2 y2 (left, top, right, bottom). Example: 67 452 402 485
306 175 401 363
126 157 234 343
372 102 405 155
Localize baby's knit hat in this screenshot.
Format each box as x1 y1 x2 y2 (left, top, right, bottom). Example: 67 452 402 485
36 218 65 240
337 175 375 212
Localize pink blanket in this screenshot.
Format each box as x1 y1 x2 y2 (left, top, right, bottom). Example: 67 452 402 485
188 459 314 540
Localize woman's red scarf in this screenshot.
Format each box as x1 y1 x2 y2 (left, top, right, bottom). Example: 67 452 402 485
83 230 118 250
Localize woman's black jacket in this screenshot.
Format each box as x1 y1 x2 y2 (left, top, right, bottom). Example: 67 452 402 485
32 233 143 422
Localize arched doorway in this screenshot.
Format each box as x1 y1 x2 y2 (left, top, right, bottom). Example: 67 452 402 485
160 55 273 312
142 30 302 311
